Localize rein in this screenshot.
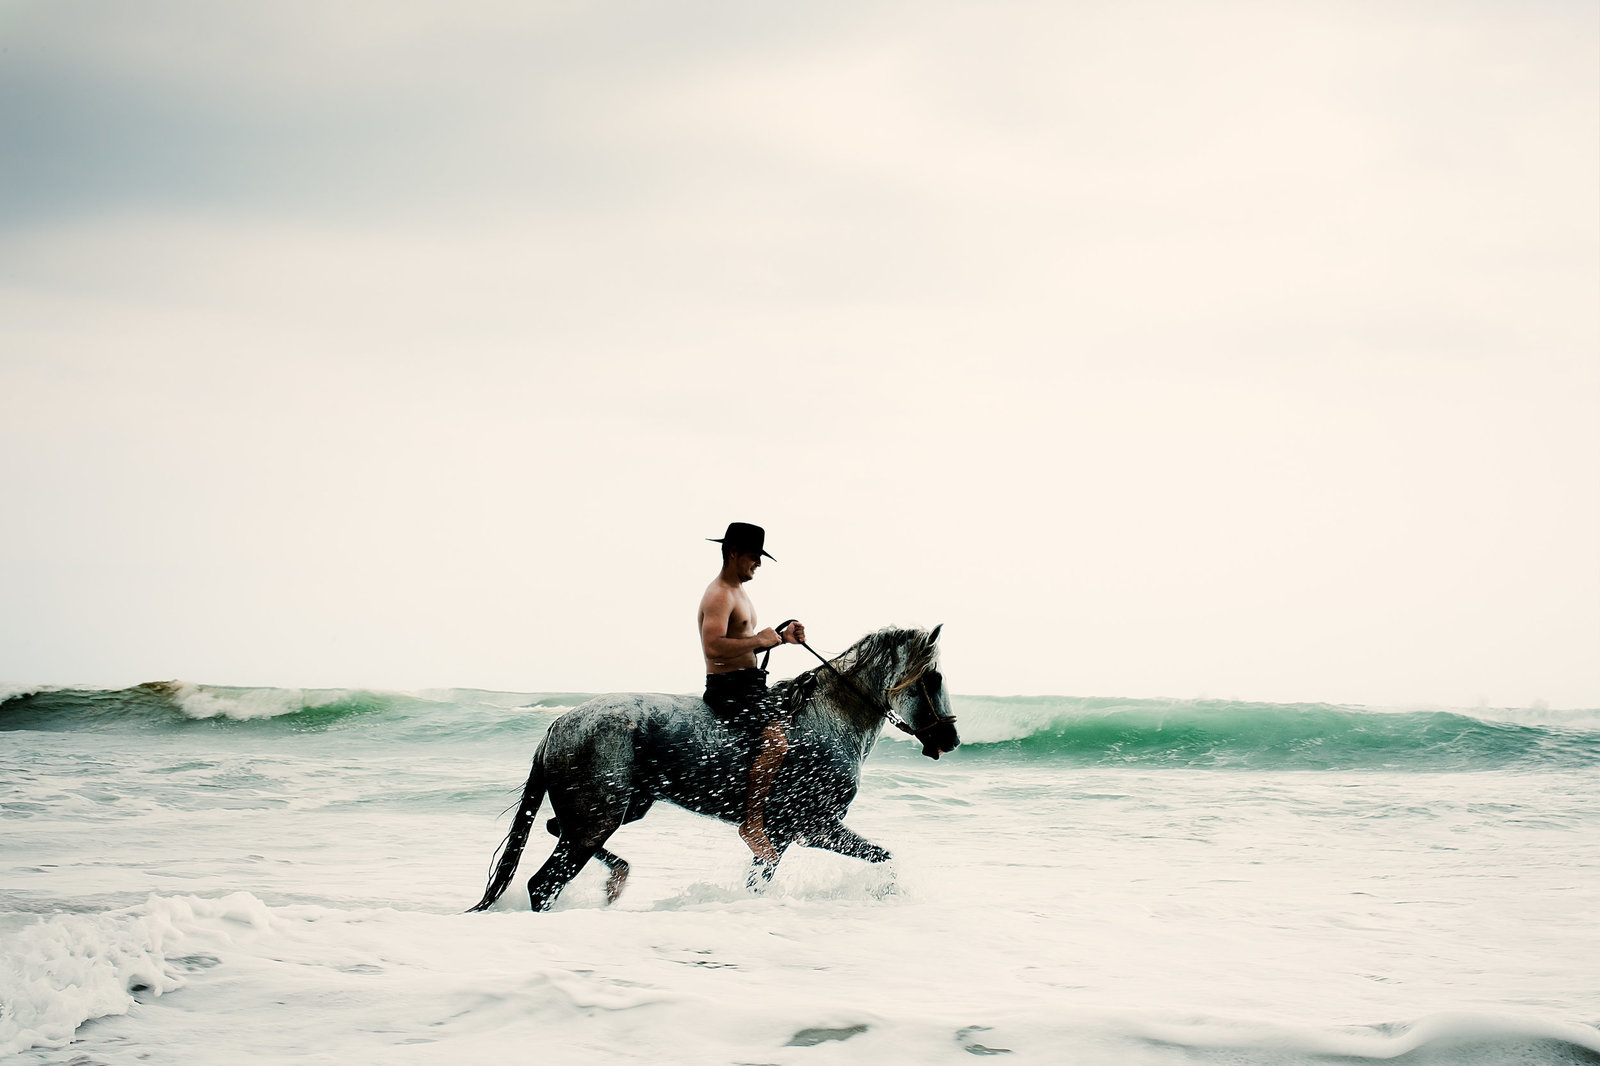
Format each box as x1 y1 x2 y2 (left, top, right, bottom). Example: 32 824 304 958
763 621 957 744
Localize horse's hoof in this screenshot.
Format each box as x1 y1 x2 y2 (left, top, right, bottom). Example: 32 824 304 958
746 861 777 893
605 861 630 904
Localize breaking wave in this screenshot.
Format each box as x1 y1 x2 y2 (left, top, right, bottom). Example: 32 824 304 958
5 684 1596 771
944 695 1600 770
0 682 575 741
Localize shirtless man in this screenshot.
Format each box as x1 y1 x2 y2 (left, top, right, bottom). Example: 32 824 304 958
698 522 806 865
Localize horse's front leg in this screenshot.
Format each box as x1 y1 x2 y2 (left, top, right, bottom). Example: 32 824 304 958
746 840 790 893
808 822 896 898
807 821 891 864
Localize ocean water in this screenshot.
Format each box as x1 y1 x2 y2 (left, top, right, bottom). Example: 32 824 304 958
3 682 1598 1065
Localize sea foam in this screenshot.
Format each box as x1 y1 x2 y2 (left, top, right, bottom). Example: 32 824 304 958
5 685 1599 1063
171 682 346 721
0 893 272 1057
0 683 43 704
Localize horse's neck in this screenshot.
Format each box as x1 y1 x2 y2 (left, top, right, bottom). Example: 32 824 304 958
806 655 891 750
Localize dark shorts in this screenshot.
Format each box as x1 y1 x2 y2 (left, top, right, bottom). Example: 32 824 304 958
703 668 781 736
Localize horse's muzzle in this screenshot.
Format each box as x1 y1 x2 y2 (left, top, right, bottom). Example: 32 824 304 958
919 720 961 760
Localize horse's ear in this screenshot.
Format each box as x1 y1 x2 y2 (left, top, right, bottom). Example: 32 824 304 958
927 624 942 645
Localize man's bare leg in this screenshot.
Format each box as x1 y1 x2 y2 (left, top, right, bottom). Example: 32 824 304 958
739 721 788 864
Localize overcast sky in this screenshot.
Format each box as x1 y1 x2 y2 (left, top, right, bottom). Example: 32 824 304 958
2 0 1596 706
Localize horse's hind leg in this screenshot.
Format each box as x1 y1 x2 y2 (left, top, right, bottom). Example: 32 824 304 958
596 850 630 904
525 837 598 911
548 817 630 904
536 717 641 909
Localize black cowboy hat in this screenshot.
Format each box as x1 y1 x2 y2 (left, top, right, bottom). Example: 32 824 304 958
707 522 775 560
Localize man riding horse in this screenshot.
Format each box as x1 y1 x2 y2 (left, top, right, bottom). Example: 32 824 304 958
467 525 960 914
698 522 804 865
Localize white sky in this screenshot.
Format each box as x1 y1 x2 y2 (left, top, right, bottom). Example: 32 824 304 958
2 0 1597 706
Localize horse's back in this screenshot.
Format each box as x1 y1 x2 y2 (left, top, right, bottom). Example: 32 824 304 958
554 691 705 722
537 691 748 820
544 692 711 751
539 687 870 831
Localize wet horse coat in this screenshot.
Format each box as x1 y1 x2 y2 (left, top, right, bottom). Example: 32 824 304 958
469 626 959 912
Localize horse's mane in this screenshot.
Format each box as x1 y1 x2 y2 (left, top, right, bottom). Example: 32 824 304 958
774 627 938 729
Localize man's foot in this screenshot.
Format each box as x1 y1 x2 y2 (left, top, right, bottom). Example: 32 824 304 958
738 819 781 865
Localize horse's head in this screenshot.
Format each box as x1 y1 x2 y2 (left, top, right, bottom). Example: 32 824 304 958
889 624 960 760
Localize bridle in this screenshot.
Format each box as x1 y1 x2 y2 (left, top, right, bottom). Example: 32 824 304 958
763 621 958 748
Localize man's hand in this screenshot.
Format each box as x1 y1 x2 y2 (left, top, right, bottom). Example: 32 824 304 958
750 621 805 651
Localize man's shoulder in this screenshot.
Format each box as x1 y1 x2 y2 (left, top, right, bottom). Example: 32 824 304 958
699 577 737 609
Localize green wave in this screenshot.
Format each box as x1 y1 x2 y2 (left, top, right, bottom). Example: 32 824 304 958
945 696 1600 770
0 682 390 732
0 682 577 740
6 684 1597 772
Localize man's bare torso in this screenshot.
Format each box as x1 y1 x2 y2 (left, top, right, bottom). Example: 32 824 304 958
699 577 759 673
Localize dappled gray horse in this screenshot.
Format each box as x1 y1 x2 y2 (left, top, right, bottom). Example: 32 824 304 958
470 626 959 912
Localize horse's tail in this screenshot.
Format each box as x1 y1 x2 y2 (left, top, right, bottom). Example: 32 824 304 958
467 746 546 913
